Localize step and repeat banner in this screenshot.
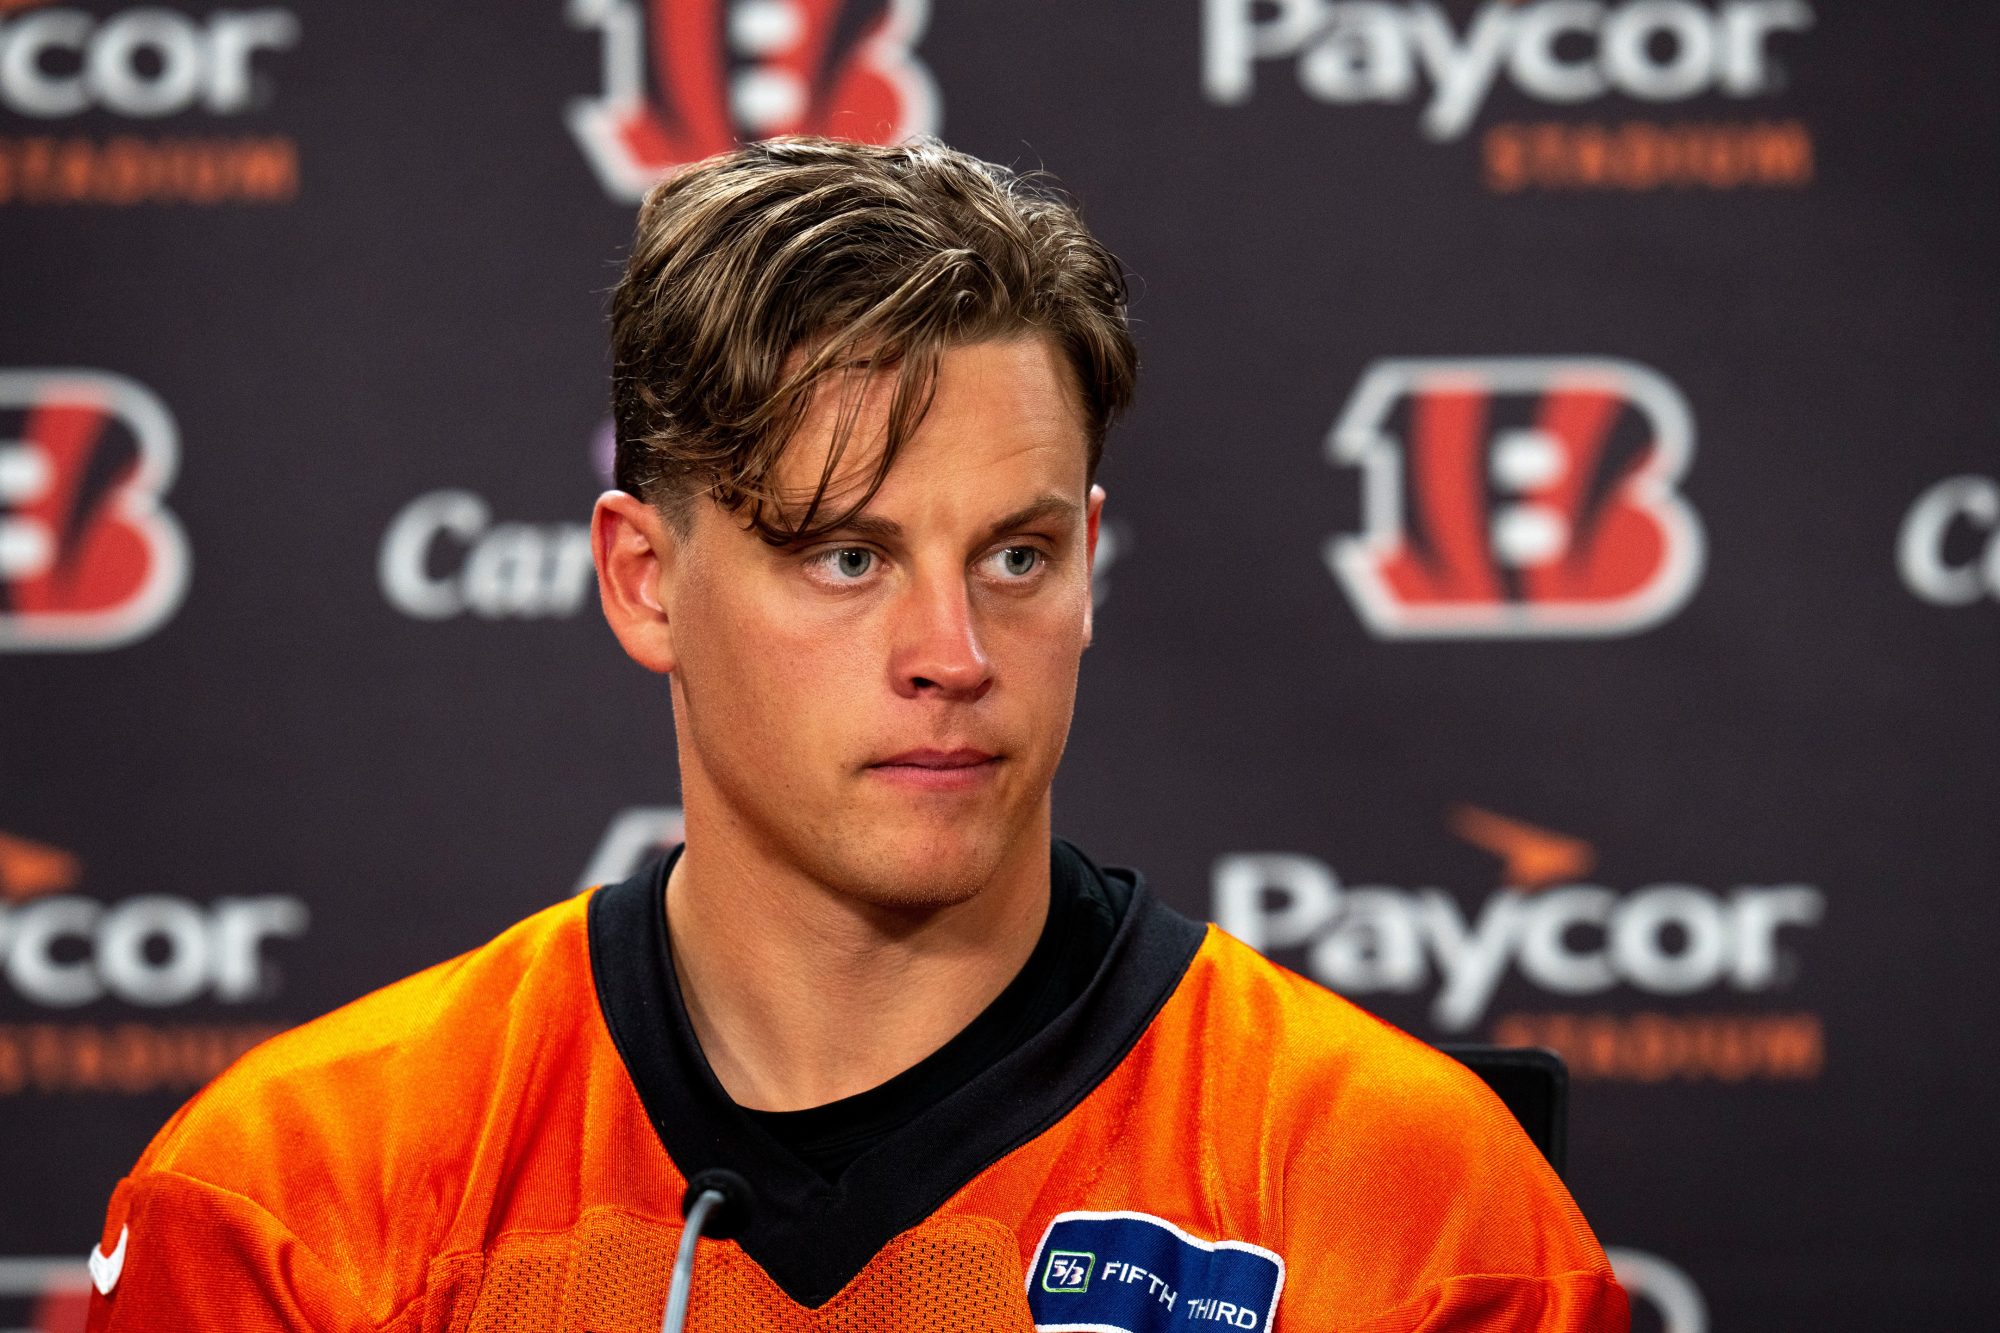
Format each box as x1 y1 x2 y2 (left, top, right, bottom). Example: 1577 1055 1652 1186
3 2 1995 1328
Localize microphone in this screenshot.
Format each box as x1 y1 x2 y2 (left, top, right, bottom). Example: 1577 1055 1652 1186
681 1168 754 1239
661 1168 756 1333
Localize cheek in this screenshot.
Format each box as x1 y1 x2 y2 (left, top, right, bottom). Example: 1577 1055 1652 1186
989 589 1090 700
684 578 879 742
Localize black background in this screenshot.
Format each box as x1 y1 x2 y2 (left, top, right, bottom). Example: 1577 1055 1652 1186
3 3 1995 1328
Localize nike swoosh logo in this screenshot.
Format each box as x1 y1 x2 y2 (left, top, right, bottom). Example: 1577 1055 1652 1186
88 1225 127 1295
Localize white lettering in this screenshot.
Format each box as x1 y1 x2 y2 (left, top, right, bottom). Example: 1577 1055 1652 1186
90 10 207 118
1607 1247 1709 1333
1602 1 1717 101
379 489 594 621
97 895 211 1005
1213 864 1825 1029
0 8 298 119
1719 0 1811 94
380 489 487 619
1516 886 1617 994
0 11 92 117
1298 4 1414 103
1 895 102 1006
1408 1 1518 141
201 9 300 113
0 894 309 1008
1898 475 2000 606
1202 0 1325 104
1308 886 1426 991
1419 888 1525 1030
1201 0 1815 139
1213 853 1339 951
1728 886 1820 987
1509 2 1608 103
1609 885 1728 992
210 896 312 1001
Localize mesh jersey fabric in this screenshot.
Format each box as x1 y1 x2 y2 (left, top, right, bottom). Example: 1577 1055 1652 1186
83 867 1627 1332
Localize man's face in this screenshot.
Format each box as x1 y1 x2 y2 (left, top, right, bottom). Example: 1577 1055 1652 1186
662 336 1101 908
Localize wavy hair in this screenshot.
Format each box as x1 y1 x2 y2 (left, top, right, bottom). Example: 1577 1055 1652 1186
609 136 1137 543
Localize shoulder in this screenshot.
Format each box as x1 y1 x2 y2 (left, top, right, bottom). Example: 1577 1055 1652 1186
1169 923 1508 1135
111 892 599 1316
1158 927 1618 1303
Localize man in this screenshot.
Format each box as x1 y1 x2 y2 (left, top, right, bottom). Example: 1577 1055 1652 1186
85 137 1626 1331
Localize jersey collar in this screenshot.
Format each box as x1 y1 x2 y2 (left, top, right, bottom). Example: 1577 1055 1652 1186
586 842 1204 1308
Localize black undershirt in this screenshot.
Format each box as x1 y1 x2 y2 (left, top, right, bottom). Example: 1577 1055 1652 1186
735 838 1127 1179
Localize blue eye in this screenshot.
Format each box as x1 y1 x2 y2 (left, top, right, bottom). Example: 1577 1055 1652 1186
992 547 1042 578
827 548 873 579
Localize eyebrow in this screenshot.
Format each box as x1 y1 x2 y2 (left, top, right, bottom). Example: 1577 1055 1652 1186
809 494 1083 547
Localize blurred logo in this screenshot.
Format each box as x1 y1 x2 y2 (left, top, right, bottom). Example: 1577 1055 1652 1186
0 2 296 119
1607 1247 1708 1333
0 831 309 1010
0 369 188 651
379 490 595 622
578 806 684 892
1203 0 1816 192
566 0 938 202
0 3 300 205
1326 357 1702 638
1214 807 1825 1079
1898 475 2000 607
0 1255 90 1333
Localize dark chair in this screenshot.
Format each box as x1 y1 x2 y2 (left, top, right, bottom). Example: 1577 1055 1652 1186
1438 1045 1568 1178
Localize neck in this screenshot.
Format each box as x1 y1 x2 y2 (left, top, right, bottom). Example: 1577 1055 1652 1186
663 805 1052 1113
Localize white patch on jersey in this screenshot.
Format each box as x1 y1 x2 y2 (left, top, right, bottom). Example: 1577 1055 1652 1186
88 1226 127 1295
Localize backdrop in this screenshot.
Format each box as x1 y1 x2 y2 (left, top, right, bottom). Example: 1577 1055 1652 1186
3 2 1996 1328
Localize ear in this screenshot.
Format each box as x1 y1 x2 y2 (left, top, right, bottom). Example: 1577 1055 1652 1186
1082 483 1105 649
592 490 680 674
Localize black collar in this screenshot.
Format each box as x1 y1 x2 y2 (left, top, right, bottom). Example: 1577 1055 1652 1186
739 838 1128 1177
587 842 1205 1308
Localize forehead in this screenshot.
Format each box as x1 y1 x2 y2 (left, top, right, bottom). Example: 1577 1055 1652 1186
769 335 1091 516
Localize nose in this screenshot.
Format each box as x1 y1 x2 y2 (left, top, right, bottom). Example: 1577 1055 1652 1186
891 566 992 702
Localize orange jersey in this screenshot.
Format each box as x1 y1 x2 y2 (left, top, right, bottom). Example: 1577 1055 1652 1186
85 856 1625 1332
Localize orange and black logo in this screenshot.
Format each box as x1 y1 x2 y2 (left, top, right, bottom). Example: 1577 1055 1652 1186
0 369 188 651
567 0 937 202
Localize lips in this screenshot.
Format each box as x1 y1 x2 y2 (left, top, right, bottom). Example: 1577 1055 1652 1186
871 747 997 769
866 747 1002 791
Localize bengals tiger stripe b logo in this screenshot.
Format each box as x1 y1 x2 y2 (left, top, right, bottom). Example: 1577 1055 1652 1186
566 0 939 203
1327 358 1704 638
0 369 189 652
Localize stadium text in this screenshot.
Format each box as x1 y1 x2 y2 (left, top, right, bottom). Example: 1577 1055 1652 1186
0 134 294 203
1494 1010 1823 1081
0 1022 283 1094
1484 118 1811 190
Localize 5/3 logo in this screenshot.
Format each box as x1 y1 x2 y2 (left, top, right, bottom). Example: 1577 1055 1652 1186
0 369 188 651
1041 1249 1095 1293
1327 357 1703 638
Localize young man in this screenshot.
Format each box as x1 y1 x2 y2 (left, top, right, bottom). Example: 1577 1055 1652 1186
85 138 1626 1331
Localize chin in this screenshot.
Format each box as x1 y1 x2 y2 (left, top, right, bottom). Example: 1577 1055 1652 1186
812 818 1018 912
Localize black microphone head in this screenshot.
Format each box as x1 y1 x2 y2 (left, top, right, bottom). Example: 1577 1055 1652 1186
681 1168 755 1240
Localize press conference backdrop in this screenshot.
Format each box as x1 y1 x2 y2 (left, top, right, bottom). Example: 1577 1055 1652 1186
2 2 1995 1328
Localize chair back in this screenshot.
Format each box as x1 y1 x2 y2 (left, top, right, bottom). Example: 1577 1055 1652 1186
1438 1044 1569 1178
